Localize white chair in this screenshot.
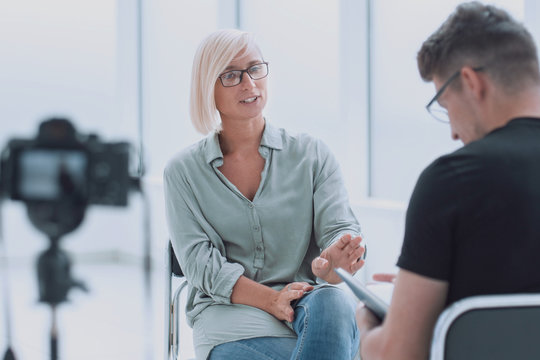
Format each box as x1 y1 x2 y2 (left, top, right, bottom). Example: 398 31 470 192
430 293 540 360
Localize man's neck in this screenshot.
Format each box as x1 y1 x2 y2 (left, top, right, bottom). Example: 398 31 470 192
487 85 540 130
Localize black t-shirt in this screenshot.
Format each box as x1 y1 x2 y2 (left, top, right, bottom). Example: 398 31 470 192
397 118 540 305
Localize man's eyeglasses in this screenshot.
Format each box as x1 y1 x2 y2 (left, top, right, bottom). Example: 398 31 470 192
218 62 269 87
426 66 484 123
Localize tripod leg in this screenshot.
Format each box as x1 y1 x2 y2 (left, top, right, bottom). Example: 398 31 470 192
2 348 16 360
50 306 58 360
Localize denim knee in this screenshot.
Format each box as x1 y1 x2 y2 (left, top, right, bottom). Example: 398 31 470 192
298 287 356 326
291 286 359 360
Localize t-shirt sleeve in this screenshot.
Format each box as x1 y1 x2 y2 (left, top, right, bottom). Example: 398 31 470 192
397 157 460 281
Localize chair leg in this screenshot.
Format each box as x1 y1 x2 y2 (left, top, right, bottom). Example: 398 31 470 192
170 281 188 360
165 245 173 360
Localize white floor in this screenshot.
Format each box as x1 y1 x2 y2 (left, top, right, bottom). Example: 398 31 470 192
0 259 195 360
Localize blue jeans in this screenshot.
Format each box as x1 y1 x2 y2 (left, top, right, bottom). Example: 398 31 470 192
209 287 359 360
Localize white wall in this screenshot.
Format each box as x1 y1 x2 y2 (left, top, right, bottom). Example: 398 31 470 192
0 0 535 278
0 0 144 263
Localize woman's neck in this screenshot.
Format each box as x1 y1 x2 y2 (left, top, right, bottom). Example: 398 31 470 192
219 117 265 155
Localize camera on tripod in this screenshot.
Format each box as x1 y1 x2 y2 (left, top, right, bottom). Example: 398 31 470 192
0 118 141 360
1 117 132 208
0 117 138 304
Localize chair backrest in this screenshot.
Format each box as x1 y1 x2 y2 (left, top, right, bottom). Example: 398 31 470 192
430 293 540 360
169 241 184 277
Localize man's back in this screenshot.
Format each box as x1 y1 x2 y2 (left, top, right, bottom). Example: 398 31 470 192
357 5 540 359
398 117 540 305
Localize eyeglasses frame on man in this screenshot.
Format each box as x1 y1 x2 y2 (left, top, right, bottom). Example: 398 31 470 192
426 66 485 123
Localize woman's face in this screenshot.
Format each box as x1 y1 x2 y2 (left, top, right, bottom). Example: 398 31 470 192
214 47 268 125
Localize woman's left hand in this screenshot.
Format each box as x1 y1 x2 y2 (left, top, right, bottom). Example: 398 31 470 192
311 234 365 284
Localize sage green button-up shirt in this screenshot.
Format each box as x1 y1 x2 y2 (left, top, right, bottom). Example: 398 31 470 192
164 122 361 359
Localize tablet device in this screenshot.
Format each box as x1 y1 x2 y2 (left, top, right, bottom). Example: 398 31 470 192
335 268 389 320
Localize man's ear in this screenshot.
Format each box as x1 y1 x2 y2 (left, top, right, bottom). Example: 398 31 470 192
460 67 487 101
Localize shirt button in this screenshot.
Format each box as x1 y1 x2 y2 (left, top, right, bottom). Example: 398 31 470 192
257 246 263 251
253 225 260 231
248 203 254 208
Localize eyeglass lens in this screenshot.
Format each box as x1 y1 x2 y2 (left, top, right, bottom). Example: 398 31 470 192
428 101 450 123
220 63 268 87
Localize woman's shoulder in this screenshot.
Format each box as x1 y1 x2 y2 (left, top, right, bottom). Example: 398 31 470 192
164 136 211 176
271 124 328 153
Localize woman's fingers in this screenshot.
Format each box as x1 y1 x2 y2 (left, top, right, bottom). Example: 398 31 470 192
286 290 305 302
350 258 365 273
277 282 313 322
348 245 365 261
311 256 330 279
285 282 314 292
346 237 364 254
336 233 353 249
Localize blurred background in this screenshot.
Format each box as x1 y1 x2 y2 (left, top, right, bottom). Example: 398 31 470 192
0 0 538 359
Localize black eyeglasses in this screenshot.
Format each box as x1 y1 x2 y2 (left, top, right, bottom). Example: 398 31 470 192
426 66 484 123
218 62 269 87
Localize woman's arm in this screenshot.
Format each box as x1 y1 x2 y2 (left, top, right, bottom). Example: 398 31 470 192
311 139 365 282
231 276 313 322
164 164 245 304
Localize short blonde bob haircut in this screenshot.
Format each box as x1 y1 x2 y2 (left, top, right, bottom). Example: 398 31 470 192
190 29 262 134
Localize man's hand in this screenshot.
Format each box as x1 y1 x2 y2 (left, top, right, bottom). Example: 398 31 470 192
311 234 365 284
267 282 314 322
373 273 397 283
355 302 381 334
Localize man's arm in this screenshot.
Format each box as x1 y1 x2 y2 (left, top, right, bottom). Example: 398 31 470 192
357 269 448 360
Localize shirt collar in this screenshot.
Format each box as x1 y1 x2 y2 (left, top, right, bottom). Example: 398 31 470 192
205 131 223 164
260 122 283 150
204 120 283 164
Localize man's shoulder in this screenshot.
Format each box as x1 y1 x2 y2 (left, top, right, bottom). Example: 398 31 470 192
412 145 488 201
425 134 503 176
418 120 540 195
458 117 540 158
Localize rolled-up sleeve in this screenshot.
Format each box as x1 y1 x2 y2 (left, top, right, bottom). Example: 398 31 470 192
164 163 244 304
312 140 362 250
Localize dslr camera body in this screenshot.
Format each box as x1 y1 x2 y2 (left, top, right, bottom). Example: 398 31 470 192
1 117 131 208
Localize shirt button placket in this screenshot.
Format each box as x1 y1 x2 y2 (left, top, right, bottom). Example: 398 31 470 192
249 202 265 269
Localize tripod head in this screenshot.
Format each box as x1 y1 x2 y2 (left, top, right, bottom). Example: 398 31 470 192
36 235 88 306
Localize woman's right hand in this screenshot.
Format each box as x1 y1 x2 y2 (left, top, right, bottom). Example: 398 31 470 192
268 282 314 322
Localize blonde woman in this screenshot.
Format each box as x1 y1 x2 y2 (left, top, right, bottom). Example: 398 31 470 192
164 29 365 360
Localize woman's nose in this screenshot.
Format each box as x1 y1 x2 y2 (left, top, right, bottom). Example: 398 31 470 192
240 73 256 89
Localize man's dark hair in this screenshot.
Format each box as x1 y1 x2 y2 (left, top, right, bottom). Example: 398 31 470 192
417 1 540 92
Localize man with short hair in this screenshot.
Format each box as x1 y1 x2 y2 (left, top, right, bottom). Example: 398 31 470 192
356 2 540 359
